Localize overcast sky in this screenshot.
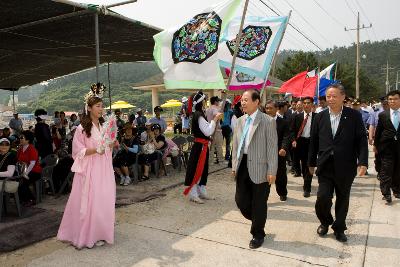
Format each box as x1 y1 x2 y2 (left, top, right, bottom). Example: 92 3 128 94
77 0 399 51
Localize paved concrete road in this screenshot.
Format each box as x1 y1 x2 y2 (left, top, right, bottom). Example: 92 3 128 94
1 153 399 267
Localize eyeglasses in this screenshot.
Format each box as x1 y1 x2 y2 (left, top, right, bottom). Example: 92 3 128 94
20 136 25 139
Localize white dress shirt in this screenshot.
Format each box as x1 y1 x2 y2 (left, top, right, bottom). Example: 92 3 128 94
244 109 259 154
301 112 312 138
329 106 343 137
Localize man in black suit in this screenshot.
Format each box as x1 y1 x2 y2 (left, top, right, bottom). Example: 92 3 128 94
308 84 368 242
374 90 400 204
265 100 291 201
291 97 315 197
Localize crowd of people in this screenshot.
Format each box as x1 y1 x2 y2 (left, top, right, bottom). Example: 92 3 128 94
1 83 399 251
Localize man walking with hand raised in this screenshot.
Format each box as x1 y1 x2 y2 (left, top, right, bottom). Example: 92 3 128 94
232 90 278 249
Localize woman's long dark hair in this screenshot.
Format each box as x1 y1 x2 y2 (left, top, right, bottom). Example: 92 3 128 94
81 97 104 138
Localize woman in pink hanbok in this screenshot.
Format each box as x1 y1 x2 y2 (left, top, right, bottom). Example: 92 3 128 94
57 88 116 249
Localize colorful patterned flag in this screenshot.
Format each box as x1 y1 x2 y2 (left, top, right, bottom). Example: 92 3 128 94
153 0 241 89
219 16 289 79
224 68 271 90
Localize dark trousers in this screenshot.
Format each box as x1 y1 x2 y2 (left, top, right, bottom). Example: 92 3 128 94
235 155 270 239
315 157 352 232
378 141 400 196
276 155 288 197
221 126 231 160
18 172 41 202
296 137 313 192
291 147 301 175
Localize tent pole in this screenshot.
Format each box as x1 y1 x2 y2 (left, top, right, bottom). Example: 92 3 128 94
108 62 112 112
226 0 250 90
12 90 16 113
95 13 100 83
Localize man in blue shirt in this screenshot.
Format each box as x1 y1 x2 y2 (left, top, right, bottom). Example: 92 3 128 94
149 106 167 133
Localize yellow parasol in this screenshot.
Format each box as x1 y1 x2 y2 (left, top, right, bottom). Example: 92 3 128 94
161 101 183 108
105 100 135 110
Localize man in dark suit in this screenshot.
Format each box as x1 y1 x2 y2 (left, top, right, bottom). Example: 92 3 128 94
308 84 368 242
374 90 400 203
291 97 315 197
265 100 291 201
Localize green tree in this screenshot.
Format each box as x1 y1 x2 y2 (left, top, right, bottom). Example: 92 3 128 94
276 51 319 81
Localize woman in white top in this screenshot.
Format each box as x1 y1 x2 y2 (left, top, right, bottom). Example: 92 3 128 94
184 91 223 204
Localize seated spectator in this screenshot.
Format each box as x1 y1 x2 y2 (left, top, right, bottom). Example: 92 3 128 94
133 108 147 135
113 125 140 186
68 113 78 130
17 130 42 206
139 124 166 180
148 106 167 133
140 122 152 144
0 127 11 140
0 138 17 181
66 125 77 155
51 125 62 153
9 113 23 137
58 111 68 138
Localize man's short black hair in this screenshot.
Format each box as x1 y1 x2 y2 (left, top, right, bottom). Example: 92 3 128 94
318 96 326 101
210 96 222 105
326 83 346 95
387 90 400 98
265 99 278 108
302 96 314 103
245 89 260 102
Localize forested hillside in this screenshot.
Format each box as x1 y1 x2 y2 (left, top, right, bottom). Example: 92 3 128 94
3 39 399 113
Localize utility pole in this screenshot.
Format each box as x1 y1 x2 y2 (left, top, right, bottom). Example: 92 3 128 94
345 12 372 98
396 70 399 91
382 61 395 94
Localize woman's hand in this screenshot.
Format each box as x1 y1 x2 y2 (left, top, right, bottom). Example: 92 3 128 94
214 113 223 122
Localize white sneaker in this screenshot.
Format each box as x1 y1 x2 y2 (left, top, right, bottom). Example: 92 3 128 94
95 240 105 247
123 177 131 186
119 176 126 185
198 186 215 200
189 196 205 204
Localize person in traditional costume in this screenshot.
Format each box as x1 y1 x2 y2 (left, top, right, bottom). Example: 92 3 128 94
57 84 116 249
184 91 223 204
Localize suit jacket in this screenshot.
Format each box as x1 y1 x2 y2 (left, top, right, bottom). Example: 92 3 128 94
291 112 315 140
276 117 291 153
232 111 278 184
308 106 368 180
374 110 400 153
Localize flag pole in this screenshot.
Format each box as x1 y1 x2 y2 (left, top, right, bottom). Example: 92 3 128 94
317 66 320 100
226 0 250 90
260 11 292 100
334 62 338 80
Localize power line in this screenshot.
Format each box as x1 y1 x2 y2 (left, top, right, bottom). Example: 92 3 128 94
343 0 357 16
352 0 379 40
258 0 324 51
311 0 353 43
280 0 332 47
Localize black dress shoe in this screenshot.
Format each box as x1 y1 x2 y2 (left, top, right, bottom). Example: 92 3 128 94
382 195 392 203
317 224 329 236
303 191 311 198
334 231 348 242
249 237 264 249
294 173 302 177
393 194 400 199
280 196 287 201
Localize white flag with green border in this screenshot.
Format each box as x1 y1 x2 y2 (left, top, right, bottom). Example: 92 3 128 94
153 0 241 90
